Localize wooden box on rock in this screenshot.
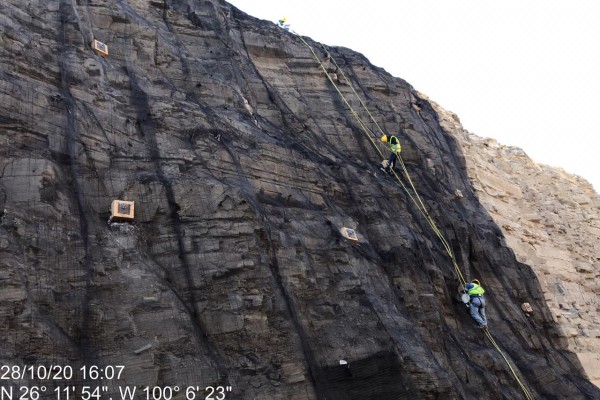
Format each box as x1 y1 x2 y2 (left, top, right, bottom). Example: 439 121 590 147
92 39 108 57
110 200 134 222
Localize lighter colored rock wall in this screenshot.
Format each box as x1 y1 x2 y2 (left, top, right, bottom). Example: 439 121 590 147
428 95 600 387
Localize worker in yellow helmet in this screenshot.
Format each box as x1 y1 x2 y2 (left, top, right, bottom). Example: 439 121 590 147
277 17 289 30
464 279 487 329
380 133 402 175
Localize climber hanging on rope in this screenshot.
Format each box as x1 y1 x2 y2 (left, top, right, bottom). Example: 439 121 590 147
276 17 290 31
463 279 488 329
380 134 402 175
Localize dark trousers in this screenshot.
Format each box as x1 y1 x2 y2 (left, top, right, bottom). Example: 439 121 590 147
387 152 398 171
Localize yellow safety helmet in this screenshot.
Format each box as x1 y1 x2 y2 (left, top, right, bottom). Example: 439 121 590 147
471 279 480 286
281 17 287 22
380 135 388 143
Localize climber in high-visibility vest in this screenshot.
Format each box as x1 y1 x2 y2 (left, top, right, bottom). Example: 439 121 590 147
380 134 402 174
464 279 487 328
276 17 290 31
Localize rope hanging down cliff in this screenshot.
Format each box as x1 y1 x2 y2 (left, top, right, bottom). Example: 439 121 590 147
293 32 535 400
296 33 467 287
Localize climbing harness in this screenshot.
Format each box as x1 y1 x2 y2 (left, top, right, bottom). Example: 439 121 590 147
294 31 535 400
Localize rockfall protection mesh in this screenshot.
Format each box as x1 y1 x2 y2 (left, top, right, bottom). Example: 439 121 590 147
1 1 599 399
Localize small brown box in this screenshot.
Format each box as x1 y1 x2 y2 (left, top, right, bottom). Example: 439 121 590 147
92 39 109 57
341 227 358 241
521 302 533 313
110 200 134 221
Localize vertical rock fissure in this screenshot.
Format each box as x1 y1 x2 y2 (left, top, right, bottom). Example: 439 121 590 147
126 69 230 385
157 9 329 392
237 32 361 169
58 0 95 363
157 8 335 391
215 135 328 398
356 241 462 398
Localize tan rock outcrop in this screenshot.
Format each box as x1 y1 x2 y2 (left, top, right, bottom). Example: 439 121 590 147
431 95 600 387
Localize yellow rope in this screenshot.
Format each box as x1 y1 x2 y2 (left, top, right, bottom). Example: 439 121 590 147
298 33 466 285
318 44 386 136
294 32 534 400
295 34 381 152
319 40 466 275
485 329 535 400
397 157 467 285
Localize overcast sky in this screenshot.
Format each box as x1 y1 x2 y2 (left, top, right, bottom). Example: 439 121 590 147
227 1 600 191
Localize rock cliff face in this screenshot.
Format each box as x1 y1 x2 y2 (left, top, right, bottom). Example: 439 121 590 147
0 0 598 399
430 98 600 388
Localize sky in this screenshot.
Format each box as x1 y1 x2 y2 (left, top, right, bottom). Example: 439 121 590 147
227 1 600 192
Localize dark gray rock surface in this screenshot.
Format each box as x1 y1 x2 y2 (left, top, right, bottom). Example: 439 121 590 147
0 0 598 399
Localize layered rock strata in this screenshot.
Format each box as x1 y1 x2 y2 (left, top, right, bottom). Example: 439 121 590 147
0 0 598 399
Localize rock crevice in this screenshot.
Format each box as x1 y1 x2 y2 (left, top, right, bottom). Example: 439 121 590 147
0 1 598 399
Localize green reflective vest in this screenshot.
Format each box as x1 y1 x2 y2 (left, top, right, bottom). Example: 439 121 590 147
467 283 485 296
389 135 401 154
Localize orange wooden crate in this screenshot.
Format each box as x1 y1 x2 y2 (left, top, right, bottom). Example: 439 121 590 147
110 200 134 221
92 39 109 57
